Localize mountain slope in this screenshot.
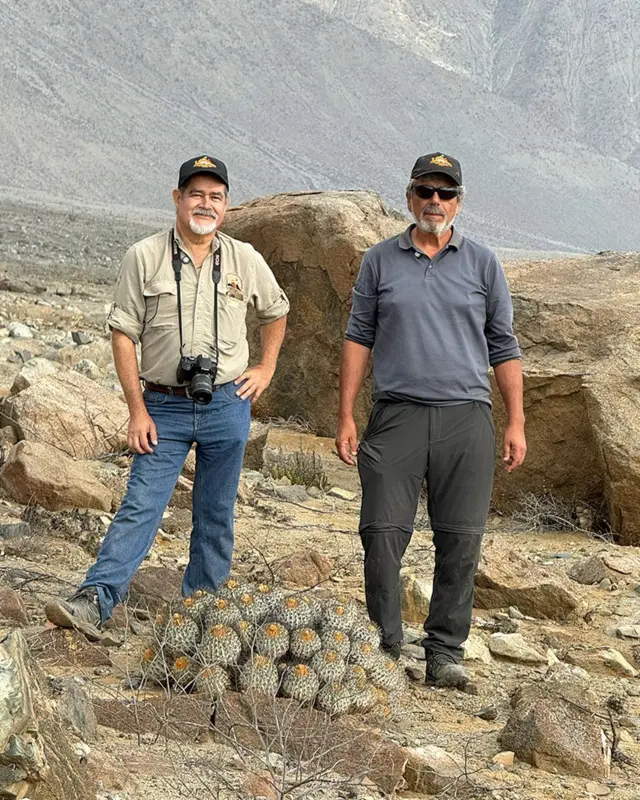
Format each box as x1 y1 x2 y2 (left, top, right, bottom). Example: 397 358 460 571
0 0 638 250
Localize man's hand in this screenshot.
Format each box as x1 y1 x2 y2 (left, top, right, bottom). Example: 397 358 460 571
503 422 526 472
336 414 359 466
128 409 158 455
234 363 275 402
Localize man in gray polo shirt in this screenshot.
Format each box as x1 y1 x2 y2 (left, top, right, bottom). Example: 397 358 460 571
336 153 526 688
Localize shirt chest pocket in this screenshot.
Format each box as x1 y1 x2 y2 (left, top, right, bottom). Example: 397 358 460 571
217 292 246 346
143 281 178 329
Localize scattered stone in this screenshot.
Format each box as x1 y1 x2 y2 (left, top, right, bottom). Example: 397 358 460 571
499 665 611 779
405 666 423 682
74 358 102 380
241 772 278 800
568 555 607 585
475 537 582 620
474 706 498 721
617 625 640 639
72 331 93 345
566 647 638 677
0 630 98 799
508 606 524 620
327 486 357 501
56 286 71 297
403 745 464 795
585 783 611 797
462 633 493 664
489 633 547 664
4 370 129 459
74 741 91 761
13 349 32 364
0 587 28 625
306 485 323 499
401 643 425 661
599 578 613 591
127 566 183 614
492 751 515 767
10 355 59 393
400 570 433 624
270 549 334 587
50 676 98 743
30 628 113 667
8 322 33 339
626 683 640 697
0 440 112 511
603 553 640 575
606 694 627 713
274 484 310 504
0 521 30 538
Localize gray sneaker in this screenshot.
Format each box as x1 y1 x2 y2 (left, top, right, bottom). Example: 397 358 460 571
425 650 470 689
44 587 103 641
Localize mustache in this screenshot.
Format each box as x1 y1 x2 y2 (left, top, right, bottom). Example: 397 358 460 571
421 204 445 217
192 208 218 218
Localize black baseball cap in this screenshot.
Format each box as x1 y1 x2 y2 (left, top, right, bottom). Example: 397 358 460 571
410 153 462 186
178 155 229 190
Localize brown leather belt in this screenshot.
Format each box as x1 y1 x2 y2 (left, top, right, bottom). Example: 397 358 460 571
144 382 189 396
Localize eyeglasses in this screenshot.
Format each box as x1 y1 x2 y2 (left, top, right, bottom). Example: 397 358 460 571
412 185 460 201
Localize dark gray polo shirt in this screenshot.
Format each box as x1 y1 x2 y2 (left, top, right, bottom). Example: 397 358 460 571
345 225 521 406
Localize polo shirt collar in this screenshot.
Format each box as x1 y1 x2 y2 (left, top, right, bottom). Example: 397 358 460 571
398 224 463 252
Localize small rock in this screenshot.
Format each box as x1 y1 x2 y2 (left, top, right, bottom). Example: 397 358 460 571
626 684 640 697
271 549 333 588
14 349 32 363
327 486 357 501
56 286 71 297
405 666 423 682
488 633 547 664
93 666 110 676
0 522 31 538
617 625 640 639
74 741 91 760
603 553 640 575
462 633 493 664
274 475 291 486
72 331 93 345
74 359 102 381
401 643 425 661
0 587 28 625
400 570 433 624
508 606 525 620
404 745 463 794
274 484 309 504
599 578 613 591
568 555 607 585
585 783 611 797
492 751 515 767
606 694 626 713
473 705 498 721
8 322 33 339
306 485 323 499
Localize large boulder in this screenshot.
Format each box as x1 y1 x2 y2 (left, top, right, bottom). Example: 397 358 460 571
0 440 112 511
0 629 97 799
494 252 640 544
2 369 128 459
222 191 406 437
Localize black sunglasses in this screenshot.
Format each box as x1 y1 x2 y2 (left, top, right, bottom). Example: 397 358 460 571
413 185 460 201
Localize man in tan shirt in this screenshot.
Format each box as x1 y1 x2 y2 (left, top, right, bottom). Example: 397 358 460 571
45 155 289 638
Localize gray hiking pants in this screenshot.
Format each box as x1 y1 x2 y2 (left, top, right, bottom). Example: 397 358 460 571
357 400 495 660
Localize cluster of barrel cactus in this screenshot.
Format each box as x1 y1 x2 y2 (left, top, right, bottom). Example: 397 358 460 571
141 579 404 717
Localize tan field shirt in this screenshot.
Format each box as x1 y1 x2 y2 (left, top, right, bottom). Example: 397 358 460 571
107 227 289 386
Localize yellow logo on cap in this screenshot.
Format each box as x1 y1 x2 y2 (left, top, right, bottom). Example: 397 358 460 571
193 156 216 168
431 155 453 168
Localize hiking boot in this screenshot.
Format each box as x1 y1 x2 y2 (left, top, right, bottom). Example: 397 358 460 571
381 642 402 661
44 587 103 641
425 650 470 689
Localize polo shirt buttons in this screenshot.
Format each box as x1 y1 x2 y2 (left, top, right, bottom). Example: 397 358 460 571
414 251 421 258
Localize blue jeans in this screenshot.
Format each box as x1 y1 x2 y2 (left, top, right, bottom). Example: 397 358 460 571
80 382 251 623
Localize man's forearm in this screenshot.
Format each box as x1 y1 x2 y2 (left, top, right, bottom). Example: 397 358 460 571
493 358 524 424
259 316 287 372
338 340 371 418
112 329 146 415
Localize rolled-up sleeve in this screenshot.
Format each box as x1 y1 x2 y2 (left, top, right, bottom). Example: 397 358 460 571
485 257 521 367
106 245 146 343
251 253 290 324
345 252 378 349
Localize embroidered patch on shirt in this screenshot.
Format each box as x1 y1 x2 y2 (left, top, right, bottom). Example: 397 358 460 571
226 273 244 301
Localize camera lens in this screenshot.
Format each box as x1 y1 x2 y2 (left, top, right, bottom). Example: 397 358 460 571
191 372 213 405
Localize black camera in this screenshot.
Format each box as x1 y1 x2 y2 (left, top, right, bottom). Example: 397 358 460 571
176 355 217 405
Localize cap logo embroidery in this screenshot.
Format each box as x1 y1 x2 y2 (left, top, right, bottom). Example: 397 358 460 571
193 156 216 168
431 155 453 168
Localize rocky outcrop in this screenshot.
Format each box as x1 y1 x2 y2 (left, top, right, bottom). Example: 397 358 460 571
0 629 97 799
2 369 128 459
0 440 112 511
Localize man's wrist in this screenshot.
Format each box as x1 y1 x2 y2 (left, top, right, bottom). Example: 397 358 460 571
507 415 525 427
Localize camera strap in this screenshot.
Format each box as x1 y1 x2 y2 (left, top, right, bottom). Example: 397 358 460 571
171 229 221 362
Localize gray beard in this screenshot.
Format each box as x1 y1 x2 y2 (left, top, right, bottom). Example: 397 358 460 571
189 218 217 236
415 214 453 237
